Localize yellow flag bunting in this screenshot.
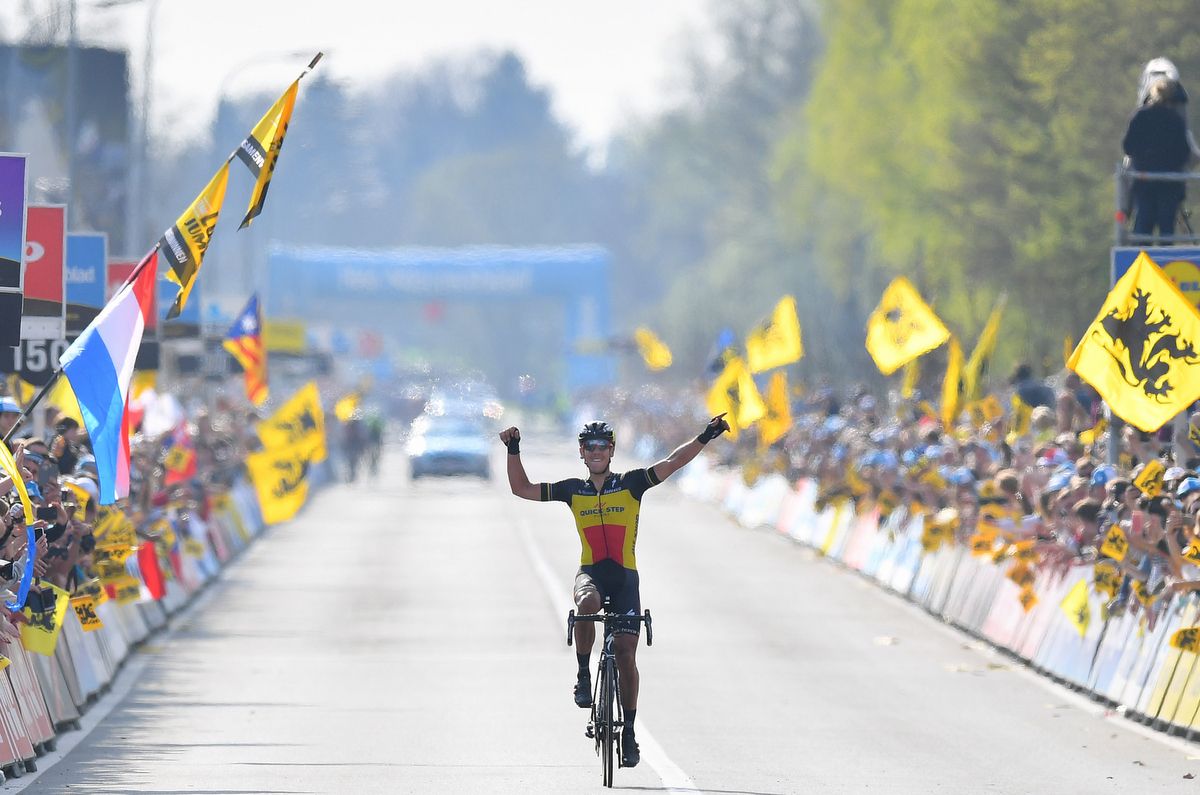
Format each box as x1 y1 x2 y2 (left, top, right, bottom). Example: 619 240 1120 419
251 380 327 525
0 438 33 525
1059 579 1090 638
1172 627 1200 652
1133 458 1165 497
900 359 920 399
1069 251 1200 432
160 163 229 318
633 327 672 371
21 582 71 656
865 277 950 376
758 371 793 448
746 295 803 373
257 382 327 462
706 356 765 441
334 392 361 422
941 337 963 430
246 438 314 525
159 54 318 319
963 296 1005 402
234 78 300 229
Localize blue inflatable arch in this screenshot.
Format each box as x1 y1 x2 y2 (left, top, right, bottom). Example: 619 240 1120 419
267 244 617 391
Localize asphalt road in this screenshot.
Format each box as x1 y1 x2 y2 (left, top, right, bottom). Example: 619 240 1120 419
12 439 1200 794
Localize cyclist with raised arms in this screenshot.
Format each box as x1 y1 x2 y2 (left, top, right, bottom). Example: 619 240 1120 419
499 414 729 768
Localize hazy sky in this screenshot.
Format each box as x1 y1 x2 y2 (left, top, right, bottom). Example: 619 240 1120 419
2 0 716 152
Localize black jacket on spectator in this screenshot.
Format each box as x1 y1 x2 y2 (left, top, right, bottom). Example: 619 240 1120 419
1123 103 1191 200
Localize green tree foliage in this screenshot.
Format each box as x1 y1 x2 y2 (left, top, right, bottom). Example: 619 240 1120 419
608 0 864 378
777 0 1200 379
149 0 1200 394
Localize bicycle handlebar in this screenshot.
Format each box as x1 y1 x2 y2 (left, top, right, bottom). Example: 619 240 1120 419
567 608 653 647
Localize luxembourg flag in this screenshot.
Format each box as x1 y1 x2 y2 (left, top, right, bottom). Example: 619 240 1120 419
59 249 157 504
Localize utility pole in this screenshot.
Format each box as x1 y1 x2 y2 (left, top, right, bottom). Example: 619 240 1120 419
65 0 77 210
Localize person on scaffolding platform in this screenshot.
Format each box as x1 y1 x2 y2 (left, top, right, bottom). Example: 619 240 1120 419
1123 77 1194 244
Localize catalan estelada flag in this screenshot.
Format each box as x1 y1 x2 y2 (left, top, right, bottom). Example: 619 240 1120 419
223 293 268 406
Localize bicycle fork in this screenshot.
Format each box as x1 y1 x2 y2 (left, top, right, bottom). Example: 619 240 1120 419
585 632 624 745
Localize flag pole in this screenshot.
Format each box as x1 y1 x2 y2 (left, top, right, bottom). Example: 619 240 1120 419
3 373 63 444
2 244 160 444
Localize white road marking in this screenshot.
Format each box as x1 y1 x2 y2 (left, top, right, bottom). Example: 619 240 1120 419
518 519 704 794
3 569 229 792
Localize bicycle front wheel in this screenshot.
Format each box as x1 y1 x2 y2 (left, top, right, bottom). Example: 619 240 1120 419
600 657 616 787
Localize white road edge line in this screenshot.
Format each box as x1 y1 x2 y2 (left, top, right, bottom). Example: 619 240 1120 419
518 518 704 794
779 533 1200 759
1 566 230 793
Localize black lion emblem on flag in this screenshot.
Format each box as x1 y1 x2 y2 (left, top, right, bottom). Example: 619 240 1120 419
1096 288 1199 400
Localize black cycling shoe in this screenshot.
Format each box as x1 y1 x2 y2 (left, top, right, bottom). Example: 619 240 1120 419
621 733 640 767
573 674 592 708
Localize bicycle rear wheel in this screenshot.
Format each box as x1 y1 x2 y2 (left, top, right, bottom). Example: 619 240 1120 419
600 657 615 787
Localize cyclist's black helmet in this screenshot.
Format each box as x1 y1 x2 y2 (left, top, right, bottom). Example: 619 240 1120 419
578 421 615 445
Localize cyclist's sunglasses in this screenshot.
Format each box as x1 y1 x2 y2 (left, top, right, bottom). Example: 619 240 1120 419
581 440 612 451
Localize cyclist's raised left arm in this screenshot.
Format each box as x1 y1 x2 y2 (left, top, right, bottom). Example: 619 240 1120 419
650 414 729 482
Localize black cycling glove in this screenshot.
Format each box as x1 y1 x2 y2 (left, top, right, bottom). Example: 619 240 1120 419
506 436 520 455
696 415 730 444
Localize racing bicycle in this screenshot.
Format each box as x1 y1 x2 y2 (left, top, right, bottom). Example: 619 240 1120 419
567 597 653 788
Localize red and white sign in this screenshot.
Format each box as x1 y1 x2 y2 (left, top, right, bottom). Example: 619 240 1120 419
21 204 65 339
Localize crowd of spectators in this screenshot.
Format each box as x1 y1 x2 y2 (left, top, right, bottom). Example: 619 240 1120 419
0 390 262 638
724 364 1200 630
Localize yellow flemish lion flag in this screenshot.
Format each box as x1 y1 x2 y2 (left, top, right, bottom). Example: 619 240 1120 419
1069 251 1200 432
258 382 327 462
246 439 313 525
758 371 793 448
21 582 71 655
5 376 34 408
963 296 1005 401
865 277 950 376
1060 579 1090 638
746 295 803 373
160 162 230 318
633 327 672 371
1009 394 1033 440
941 337 964 430
706 356 765 440
1172 626 1200 652
234 78 300 229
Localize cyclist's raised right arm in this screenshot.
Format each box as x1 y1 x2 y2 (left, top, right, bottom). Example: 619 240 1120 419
500 426 542 501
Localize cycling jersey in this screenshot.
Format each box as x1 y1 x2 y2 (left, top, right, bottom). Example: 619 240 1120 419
540 468 662 570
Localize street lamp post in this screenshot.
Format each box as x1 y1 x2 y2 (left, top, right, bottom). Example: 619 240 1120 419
92 0 158 256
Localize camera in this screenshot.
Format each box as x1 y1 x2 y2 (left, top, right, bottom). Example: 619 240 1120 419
35 506 57 522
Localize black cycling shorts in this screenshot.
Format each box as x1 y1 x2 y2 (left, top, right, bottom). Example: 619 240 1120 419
574 562 641 636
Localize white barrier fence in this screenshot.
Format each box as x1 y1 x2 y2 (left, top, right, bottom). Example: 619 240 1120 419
679 457 1200 741
0 478 270 777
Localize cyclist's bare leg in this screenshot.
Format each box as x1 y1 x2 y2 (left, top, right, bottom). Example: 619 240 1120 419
574 589 601 655
614 633 639 713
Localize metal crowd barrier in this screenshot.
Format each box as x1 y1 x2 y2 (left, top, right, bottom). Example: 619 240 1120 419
679 458 1200 742
0 477 274 779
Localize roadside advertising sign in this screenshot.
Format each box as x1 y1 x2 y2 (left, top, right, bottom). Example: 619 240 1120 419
65 233 106 335
21 204 66 340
